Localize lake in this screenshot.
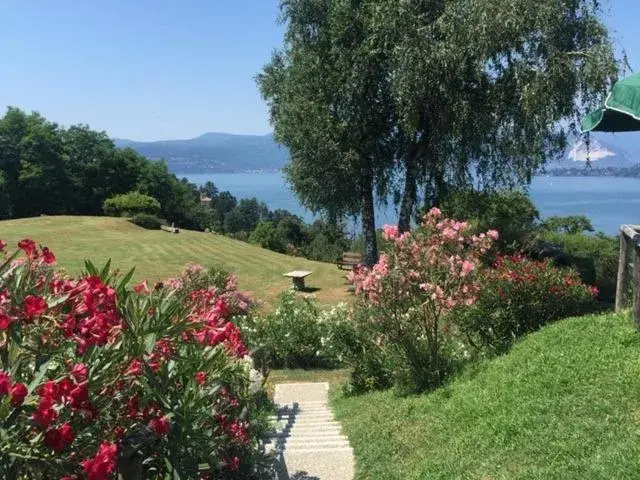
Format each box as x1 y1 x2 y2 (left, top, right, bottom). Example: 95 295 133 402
181 172 640 236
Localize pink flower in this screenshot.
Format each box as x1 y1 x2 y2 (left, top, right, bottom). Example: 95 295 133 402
487 230 499 240
382 225 399 241
460 260 476 277
428 207 442 217
70 363 88 383
133 280 149 294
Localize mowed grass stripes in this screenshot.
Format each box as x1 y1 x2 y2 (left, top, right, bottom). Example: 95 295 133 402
0 216 351 306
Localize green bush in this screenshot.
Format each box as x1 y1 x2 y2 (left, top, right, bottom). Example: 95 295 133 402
103 191 161 217
533 231 618 304
244 291 347 369
439 189 540 253
249 221 287 253
461 255 598 353
130 213 164 230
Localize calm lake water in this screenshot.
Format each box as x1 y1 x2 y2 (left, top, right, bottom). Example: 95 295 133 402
182 172 640 236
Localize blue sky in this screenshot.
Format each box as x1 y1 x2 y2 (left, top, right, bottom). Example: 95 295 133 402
0 0 638 141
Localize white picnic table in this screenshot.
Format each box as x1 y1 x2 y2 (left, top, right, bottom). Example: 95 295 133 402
283 270 313 290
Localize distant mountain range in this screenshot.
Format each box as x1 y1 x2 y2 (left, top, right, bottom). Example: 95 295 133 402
544 132 640 171
114 131 640 174
113 132 290 173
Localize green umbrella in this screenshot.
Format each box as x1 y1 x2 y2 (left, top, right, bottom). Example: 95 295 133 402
581 72 640 133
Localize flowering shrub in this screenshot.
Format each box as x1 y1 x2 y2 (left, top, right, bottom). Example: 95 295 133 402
0 240 272 479
460 254 598 353
348 209 497 392
243 290 346 369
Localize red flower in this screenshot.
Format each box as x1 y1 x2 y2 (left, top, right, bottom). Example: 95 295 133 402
148 415 171 436
57 377 75 400
124 358 143 377
32 397 59 428
69 382 89 409
9 382 28 407
44 422 75 452
0 371 11 395
0 312 13 330
225 456 240 471
70 363 88 382
195 371 208 386
81 441 118 480
0 240 6 252
38 380 60 402
133 280 149 294
41 246 56 265
24 295 47 318
18 239 38 259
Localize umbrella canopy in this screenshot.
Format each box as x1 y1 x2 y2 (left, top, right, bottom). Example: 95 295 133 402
581 73 640 133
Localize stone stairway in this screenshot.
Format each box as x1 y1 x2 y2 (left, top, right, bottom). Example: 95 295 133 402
267 383 354 480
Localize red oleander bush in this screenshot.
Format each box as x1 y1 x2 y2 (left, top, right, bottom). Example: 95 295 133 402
0 239 272 480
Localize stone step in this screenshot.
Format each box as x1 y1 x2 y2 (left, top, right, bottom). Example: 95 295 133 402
284 438 349 448
290 421 342 428
289 423 342 430
284 446 354 454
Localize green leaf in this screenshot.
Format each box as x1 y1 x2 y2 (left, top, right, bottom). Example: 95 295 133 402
27 359 51 395
99 258 113 279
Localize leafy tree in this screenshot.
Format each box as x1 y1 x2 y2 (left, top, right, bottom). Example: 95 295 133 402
276 214 309 247
258 0 397 265
249 221 287 253
541 215 595 235
260 0 619 248
61 125 122 214
0 108 70 217
376 0 619 231
210 191 238 232
224 198 270 234
199 181 219 200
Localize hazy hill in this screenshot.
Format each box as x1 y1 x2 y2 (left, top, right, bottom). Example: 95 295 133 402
114 130 640 174
114 132 289 173
545 132 640 170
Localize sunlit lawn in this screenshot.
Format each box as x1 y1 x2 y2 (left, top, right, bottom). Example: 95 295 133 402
0 216 352 307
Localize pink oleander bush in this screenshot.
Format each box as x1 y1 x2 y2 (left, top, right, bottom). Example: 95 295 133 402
460 254 599 353
347 209 497 393
0 240 272 480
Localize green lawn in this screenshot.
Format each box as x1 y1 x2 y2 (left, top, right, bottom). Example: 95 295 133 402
332 313 640 480
0 216 351 306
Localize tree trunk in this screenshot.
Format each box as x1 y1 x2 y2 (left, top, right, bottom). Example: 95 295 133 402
398 154 418 233
361 172 378 266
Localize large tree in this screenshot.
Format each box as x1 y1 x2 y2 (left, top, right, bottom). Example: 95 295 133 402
260 0 619 245
259 0 397 265
379 0 619 231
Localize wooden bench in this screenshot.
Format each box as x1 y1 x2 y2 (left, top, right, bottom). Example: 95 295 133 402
337 252 363 270
283 270 313 290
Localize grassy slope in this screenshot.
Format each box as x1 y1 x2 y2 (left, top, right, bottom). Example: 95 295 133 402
0 216 350 306
332 313 640 480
